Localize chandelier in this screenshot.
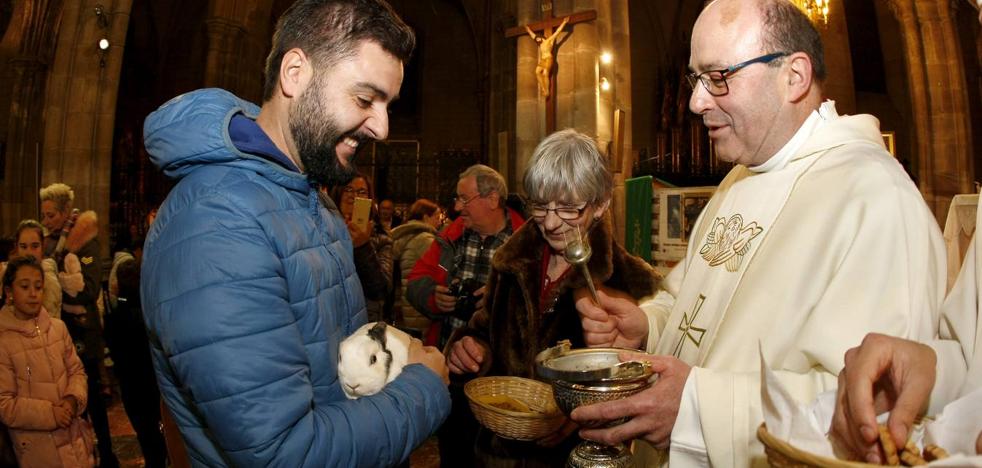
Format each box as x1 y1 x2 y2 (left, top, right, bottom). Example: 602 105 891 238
793 0 831 27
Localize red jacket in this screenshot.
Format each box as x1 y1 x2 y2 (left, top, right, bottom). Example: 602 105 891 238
405 208 525 321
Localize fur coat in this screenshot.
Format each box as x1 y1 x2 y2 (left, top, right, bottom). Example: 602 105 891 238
461 215 662 378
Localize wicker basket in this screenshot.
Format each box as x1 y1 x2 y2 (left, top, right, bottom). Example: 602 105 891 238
757 423 878 468
464 376 565 441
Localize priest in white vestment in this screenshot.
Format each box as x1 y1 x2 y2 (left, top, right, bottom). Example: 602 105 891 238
570 1 946 466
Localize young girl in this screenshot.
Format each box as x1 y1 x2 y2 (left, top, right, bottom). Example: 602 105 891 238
1 220 63 319
0 256 93 467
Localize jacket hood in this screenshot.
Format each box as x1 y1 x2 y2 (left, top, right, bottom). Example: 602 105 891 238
143 88 309 192
391 220 437 242
66 210 98 253
0 305 51 336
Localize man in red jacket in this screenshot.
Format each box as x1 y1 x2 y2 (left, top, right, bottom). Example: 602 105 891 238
405 163 524 466
406 164 524 348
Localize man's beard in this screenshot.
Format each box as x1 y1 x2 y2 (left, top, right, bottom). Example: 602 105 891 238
289 82 362 187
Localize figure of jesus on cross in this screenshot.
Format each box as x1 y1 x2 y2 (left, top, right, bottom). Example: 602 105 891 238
526 16 568 98
504 3 596 133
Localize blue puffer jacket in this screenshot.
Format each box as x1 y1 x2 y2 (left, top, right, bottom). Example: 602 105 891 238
141 89 450 467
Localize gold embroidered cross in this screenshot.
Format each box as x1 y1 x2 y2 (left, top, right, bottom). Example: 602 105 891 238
672 295 707 358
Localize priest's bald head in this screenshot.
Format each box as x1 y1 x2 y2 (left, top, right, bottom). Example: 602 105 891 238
688 0 825 166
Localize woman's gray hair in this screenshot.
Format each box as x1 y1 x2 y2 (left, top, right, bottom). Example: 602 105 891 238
523 129 612 205
459 164 507 208
39 183 75 212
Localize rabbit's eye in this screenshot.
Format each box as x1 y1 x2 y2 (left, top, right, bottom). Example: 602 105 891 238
370 355 377 365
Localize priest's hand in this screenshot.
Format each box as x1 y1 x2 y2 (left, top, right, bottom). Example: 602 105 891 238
575 288 648 349
448 336 489 374
570 352 690 449
829 333 936 464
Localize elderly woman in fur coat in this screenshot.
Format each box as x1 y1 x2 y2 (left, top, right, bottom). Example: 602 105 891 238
447 129 662 466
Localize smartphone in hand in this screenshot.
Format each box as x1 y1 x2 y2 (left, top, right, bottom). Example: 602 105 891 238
352 197 372 231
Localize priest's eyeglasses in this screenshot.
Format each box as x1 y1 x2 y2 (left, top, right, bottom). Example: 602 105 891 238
529 202 589 221
685 52 789 97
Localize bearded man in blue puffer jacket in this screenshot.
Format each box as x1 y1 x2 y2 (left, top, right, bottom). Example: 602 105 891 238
140 1 450 466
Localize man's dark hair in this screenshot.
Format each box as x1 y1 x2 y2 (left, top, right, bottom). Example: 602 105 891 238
758 0 826 82
262 0 415 101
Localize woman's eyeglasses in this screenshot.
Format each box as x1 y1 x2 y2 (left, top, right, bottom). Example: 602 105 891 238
529 203 589 221
342 187 370 197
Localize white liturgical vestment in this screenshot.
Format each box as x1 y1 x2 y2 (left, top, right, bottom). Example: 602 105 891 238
929 194 982 410
640 102 946 467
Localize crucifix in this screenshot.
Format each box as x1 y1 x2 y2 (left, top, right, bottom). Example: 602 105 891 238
505 1 596 133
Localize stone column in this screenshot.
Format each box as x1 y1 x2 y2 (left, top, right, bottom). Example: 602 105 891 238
514 1 628 201
820 0 856 115
514 1 543 192
203 0 276 103
599 0 632 243
887 0 974 220
0 0 63 232
42 0 132 258
203 17 249 94
1 57 48 229
923 0 974 209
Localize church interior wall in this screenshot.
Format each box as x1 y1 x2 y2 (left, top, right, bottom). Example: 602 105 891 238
847 0 914 176
1 0 981 251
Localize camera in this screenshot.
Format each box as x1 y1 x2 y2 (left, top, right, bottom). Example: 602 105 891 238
448 277 483 321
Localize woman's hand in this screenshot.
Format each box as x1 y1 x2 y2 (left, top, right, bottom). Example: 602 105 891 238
347 220 373 248
52 403 72 428
447 336 488 374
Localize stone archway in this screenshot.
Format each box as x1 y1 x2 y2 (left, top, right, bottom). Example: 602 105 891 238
884 0 974 220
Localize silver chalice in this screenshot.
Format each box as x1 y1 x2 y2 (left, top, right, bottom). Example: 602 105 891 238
535 341 654 468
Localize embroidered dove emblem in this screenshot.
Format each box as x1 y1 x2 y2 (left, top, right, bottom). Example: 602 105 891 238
699 214 763 272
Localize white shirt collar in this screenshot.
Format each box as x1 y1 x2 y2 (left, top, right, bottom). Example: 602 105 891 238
749 100 838 173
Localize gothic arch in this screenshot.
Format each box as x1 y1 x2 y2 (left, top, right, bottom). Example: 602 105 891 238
882 0 974 218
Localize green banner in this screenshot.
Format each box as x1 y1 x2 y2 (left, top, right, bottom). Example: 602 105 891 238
625 176 653 262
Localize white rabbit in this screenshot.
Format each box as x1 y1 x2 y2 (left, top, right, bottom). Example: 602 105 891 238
337 321 412 399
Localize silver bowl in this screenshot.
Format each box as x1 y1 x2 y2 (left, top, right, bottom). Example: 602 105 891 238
535 341 655 467
535 341 653 384
551 379 650 428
